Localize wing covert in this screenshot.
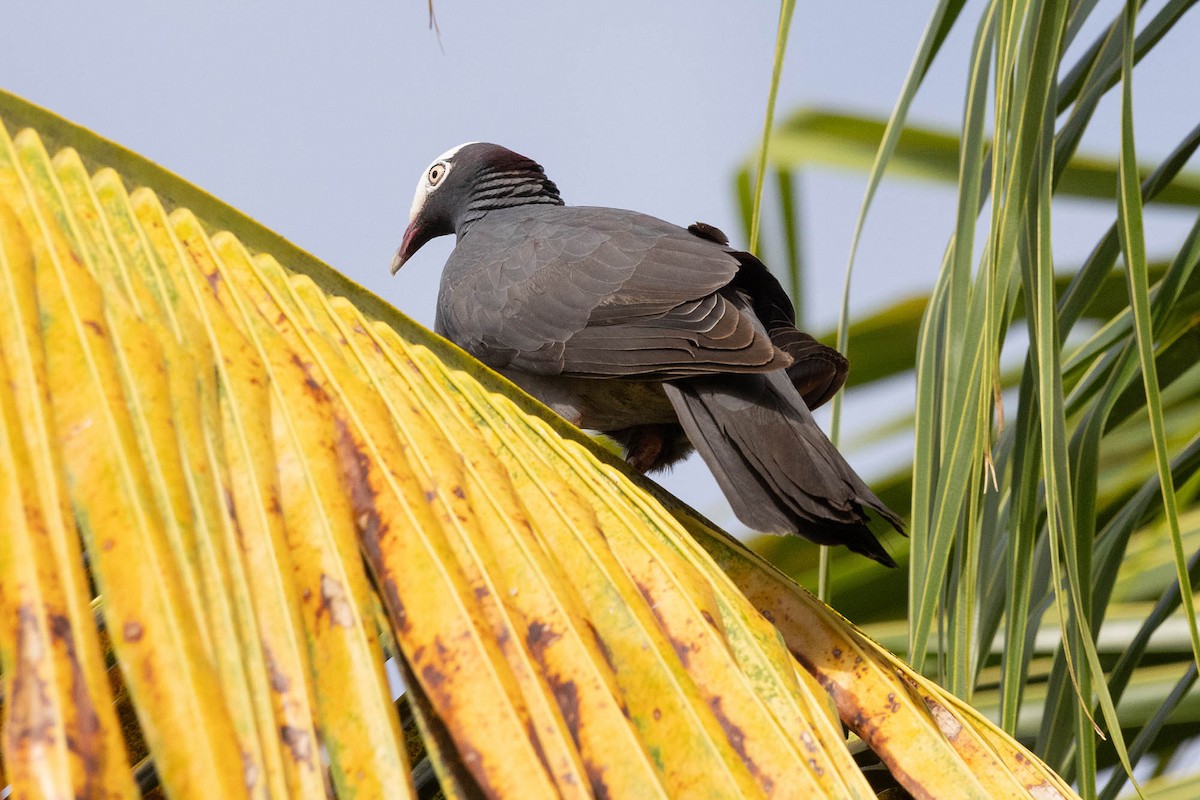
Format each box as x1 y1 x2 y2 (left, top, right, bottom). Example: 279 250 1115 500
435 206 789 378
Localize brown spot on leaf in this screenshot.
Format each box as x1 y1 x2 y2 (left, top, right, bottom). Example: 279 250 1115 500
789 648 835 695
223 486 244 543
924 698 963 741
83 319 105 337
453 485 466 499
336 418 378 518
264 647 290 693
709 696 759 781
318 574 354 628
583 758 612 800
10 606 56 745
421 663 446 690
636 579 696 668
761 608 775 623
423 489 437 503
336 417 407 633
383 578 410 634
525 620 561 662
50 613 103 797
794 654 924 797
453 743 492 796
586 620 617 674
551 679 581 748
280 725 314 768
122 621 144 642
526 721 552 779
289 353 325 400
668 637 693 668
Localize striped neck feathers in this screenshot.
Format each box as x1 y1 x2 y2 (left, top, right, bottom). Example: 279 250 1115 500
457 164 563 234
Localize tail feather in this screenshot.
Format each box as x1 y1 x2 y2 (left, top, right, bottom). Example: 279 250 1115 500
663 370 903 566
774 329 848 411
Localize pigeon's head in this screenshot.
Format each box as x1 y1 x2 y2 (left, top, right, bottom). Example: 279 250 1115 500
392 142 562 273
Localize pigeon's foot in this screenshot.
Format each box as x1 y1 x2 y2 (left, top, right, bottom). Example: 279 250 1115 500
610 423 693 473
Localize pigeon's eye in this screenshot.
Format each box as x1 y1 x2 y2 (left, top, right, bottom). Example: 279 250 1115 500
428 163 448 187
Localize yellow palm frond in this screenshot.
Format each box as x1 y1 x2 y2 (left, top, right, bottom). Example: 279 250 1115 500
0 90 1074 799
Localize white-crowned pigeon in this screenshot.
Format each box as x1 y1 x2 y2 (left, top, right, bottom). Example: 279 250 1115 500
393 142 903 565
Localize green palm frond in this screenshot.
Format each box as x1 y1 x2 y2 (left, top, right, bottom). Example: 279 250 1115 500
738 1 1200 795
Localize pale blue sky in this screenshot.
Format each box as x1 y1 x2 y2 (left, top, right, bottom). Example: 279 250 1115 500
4 2 1198 533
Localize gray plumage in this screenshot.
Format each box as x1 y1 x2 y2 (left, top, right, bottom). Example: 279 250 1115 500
394 142 903 565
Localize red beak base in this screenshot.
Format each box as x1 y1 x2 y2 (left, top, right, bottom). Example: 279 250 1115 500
391 221 424 274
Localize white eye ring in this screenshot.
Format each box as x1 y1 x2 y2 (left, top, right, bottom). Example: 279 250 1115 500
427 161 449 188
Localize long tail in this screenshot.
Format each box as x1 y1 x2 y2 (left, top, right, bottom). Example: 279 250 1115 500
663 369 903 566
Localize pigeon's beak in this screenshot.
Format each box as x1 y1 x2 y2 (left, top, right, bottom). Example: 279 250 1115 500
390 221 425 274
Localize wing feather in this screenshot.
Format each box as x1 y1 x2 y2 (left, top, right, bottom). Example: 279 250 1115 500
436 206 789 378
